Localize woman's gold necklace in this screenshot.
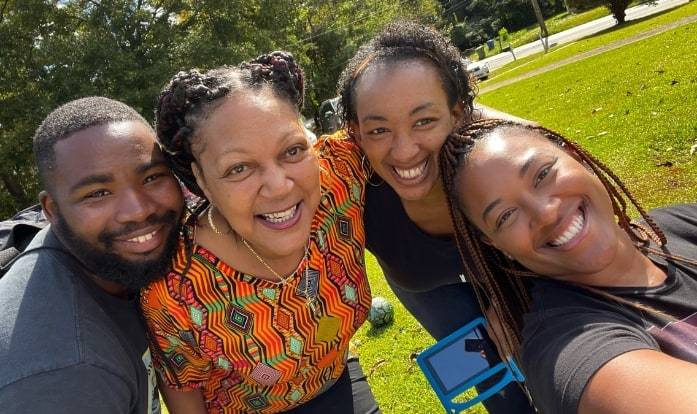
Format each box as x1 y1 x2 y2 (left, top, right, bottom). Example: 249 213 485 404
242 238 320 315
205 202 320 314
242 238 295 284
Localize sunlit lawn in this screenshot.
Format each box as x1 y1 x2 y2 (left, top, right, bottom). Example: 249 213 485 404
476 6 612 59
479 22 697 211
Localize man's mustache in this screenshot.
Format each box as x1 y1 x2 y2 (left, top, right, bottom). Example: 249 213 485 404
99 209 180 242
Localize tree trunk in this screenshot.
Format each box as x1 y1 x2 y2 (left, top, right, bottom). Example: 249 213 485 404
612 7 626 23
608 0 630 24
0 172 30 207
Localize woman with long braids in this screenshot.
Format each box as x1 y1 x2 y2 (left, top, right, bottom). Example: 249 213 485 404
140 52 379 413
441 119 697 414
336 21 535 412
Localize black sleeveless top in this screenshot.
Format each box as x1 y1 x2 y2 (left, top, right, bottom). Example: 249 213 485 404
364 179 467 292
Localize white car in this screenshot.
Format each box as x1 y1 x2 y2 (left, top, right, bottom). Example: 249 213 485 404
462 58 490 81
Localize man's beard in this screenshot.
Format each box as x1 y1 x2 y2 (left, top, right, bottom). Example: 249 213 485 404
53 209 181 291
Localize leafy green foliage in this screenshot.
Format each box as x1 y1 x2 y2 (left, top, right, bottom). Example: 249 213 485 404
564 0 606 13
0 0 186 216
287 0 442 111
0 0 441 217
443 0 566 51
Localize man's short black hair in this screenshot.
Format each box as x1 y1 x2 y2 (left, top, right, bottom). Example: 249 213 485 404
33 96 150 190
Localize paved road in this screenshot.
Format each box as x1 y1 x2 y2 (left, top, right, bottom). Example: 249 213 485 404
481 0 690 71
479 13 697 94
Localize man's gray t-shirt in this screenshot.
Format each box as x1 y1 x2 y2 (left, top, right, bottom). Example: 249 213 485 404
0 227 159 414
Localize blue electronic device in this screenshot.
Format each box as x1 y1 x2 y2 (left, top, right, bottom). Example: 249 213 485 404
416 317 525 413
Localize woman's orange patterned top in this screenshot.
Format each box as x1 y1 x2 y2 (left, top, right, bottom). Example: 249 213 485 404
141 134 371 413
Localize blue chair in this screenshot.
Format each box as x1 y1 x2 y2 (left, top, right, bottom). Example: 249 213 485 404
416 317 525 413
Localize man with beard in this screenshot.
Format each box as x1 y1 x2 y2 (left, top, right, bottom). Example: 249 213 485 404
0 97 184 413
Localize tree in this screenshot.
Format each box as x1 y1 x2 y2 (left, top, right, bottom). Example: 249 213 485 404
605 0 631 23
0 0 74 214
287 0 442 112
0 0 443 217
441 0 566 51
0 0 189 217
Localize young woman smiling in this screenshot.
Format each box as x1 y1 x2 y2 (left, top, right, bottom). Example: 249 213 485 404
336 21 535 412
441 119 697 414
140 53 378 413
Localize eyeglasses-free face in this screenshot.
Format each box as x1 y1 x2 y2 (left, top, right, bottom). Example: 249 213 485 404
192 91 321 269
352 60 463 203
456 129 628 286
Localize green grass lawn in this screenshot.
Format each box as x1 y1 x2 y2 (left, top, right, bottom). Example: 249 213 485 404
510 7 611 47
482 0 697 86
473 7 611 59
479 22 697 211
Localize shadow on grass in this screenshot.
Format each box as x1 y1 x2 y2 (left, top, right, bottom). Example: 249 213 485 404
364 319 395 337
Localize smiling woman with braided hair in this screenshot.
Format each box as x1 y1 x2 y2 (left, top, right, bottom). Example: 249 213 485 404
441 119 697 414
140 52 379 413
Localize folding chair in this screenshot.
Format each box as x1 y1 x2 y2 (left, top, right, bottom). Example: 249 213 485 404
417 317 525 413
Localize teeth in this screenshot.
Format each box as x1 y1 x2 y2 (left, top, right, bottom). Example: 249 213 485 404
549 212 584 247
394 160 427 180
127 230 156 244
262 205 297 223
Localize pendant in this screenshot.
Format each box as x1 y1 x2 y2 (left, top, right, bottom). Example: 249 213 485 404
307 298 321 318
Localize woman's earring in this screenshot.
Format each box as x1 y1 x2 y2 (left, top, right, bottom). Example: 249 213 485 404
361 154 384 187
360 153 371 174
207 204 227 235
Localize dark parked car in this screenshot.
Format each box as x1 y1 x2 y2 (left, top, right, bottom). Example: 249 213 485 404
317 97 342 135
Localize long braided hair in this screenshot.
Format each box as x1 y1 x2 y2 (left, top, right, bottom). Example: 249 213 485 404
148 51 305 384
337 20 476 137
439 119 667 362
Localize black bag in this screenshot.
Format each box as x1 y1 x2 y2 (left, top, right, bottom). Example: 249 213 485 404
0 204 48 277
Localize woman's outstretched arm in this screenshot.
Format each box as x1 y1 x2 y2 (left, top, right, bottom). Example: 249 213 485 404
579 349 697 414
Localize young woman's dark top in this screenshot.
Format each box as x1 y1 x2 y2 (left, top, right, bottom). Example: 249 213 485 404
364 179 464 292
